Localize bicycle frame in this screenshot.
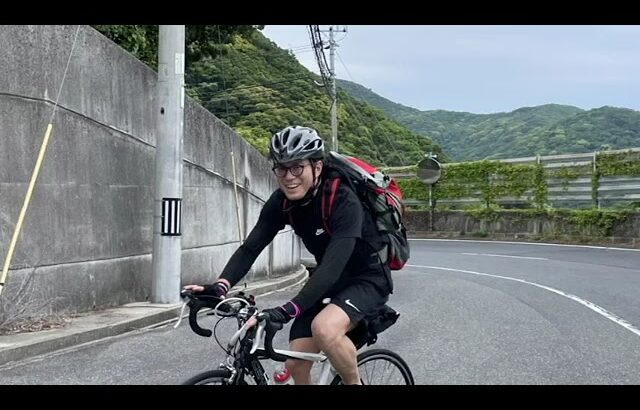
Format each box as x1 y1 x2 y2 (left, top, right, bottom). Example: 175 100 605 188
248 318 338 385
179 293 413 386
178 295 340 385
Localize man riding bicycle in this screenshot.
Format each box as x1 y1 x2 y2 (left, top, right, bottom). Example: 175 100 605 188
184 126 394 385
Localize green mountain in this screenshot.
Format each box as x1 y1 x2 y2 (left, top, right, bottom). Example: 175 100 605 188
523 106 640 156
338 79 640 161
94 26 444 167
336 79 421 120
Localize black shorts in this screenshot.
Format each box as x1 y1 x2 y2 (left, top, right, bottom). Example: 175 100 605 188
289 278 390 344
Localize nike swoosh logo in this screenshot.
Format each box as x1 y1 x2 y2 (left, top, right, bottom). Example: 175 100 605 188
345 299 360 312
315 228 325 236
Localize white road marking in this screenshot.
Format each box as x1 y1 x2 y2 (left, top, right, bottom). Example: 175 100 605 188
406 264 640 338
462 252 548 260
410 238 640 252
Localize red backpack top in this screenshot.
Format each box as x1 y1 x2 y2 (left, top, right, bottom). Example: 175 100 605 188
283 152 409 270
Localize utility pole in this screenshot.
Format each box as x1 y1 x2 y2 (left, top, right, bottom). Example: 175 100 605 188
151 25 185 304
320 26 346 152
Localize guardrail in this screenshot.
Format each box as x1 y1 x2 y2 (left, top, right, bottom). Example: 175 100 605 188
389 148 640 209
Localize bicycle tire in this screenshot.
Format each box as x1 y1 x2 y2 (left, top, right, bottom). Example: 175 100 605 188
330 348 415 385
182 369 235 385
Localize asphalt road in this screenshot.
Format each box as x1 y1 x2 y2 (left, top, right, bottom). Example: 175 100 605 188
1 239 639 384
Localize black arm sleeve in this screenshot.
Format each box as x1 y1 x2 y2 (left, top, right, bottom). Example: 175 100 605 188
292 236 356 311
219 190 285 287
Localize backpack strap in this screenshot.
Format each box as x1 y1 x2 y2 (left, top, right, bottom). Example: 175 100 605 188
321 177 341 235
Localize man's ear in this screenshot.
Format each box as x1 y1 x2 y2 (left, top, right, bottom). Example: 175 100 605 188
315 160 324 174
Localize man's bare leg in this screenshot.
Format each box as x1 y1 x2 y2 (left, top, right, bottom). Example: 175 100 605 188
286 337 321 385
311 304 360 385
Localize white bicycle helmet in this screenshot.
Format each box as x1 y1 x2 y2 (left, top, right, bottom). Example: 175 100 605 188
270 126 325 163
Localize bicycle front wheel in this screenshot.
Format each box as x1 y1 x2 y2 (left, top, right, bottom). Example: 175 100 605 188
331 348 415 385
182 369 234 385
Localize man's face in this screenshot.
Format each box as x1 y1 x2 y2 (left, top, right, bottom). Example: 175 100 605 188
273 159 323 201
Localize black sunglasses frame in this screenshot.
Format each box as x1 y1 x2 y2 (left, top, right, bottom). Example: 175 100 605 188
272 163 310 177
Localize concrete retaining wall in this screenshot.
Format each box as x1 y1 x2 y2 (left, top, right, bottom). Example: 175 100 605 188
0 25 299 317
404 210 640 247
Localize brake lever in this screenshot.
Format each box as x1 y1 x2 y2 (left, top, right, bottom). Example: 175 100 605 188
174 300 188 329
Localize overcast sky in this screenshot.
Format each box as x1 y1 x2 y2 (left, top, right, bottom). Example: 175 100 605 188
262 25 640 114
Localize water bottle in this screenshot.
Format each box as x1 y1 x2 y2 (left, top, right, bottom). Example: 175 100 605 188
273 366 294 385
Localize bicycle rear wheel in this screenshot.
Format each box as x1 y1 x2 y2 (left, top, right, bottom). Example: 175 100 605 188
330 348 415 385
182 369 234 385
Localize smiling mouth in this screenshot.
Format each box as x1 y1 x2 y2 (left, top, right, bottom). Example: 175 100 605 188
286 184 300 190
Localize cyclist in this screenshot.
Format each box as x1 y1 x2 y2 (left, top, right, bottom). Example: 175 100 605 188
184 126 393 385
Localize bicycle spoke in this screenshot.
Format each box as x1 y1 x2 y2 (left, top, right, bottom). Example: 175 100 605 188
355 350 413 385
384 360 396 384
381 360 391 384
369 358 377 383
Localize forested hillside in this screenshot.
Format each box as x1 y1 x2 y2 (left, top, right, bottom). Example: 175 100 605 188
94 25 444 166
338 79 640 161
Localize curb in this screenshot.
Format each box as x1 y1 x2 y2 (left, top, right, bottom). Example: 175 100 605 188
0 265 308 367
235 264 309 298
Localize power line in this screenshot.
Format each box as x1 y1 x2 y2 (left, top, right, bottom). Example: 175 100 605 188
290 49 316 55
189 74 313 98
206 103 317 120
282 42 315 50
196 79 322 106
289 45 315 52
203 92 328 112
315 26 346 152
308 25 332 98
341 97 379 151
333 30 348 44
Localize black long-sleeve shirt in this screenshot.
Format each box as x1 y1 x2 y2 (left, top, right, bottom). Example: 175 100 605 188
219 181 390 311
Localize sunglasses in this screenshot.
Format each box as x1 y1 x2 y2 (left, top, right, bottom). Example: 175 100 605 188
272 163 310 177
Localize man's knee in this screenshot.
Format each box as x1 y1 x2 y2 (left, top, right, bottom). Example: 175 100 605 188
311 304 352 346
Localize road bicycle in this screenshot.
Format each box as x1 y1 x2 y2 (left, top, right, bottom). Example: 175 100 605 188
176 290 414 385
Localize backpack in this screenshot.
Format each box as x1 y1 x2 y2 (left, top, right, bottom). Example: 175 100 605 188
283 151 410 270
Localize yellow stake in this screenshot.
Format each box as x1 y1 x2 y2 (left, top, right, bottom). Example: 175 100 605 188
0 123 54 296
